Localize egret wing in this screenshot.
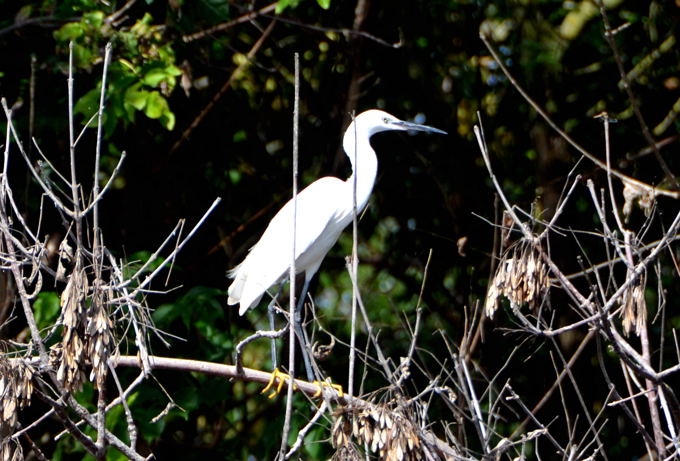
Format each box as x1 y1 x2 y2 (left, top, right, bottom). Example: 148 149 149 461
228 177 349 314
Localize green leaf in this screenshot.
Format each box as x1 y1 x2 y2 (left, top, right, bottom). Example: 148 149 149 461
275 0 301 14
151 303 183 327
15 5 33 23
73 88 101 120
33 292 61 329
82 10 104 29
72 44 95 68
142 67 171 87
228 169 241 184
125 87 149 111
159 111 176 131
153 286 224 329
127 250 166 275
316 0 331 9
143 91 167 119
168 65 182 77
53 22 85 42
233 129 247 142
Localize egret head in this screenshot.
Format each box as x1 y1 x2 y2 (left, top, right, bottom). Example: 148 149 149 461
352 109 447 137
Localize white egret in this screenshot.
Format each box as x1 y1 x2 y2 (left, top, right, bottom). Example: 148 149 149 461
228 109 446 380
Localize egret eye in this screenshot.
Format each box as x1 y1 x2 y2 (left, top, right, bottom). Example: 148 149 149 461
383 117 391 124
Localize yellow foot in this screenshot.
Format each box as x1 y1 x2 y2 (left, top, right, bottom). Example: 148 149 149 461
311 378 344 398
261 368 297 399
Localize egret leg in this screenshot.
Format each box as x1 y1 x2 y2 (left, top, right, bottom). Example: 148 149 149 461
294 276 316 382
267 283 285 369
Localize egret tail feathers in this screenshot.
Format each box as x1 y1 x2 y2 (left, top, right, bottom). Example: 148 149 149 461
227 268 267 315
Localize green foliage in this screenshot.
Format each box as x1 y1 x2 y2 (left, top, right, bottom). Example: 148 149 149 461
33 291 60 330
276 0 331 14
154 286 224 331
153 287 233 362
53 10 180 135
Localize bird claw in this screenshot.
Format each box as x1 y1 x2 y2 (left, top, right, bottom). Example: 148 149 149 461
261 368 297 399
262 370 343 399
311 378 344 398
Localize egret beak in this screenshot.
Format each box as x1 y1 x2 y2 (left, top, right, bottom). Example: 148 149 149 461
393 119 447 135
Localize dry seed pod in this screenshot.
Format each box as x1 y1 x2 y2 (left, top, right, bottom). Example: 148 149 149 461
621 269 647 336
485 238 550 318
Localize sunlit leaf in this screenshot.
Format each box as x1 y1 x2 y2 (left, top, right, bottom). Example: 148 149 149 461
143 91 167 119
142 67 171 87
33 292 60 329
125 87 149 111
53 22 84 42
275 0 301 13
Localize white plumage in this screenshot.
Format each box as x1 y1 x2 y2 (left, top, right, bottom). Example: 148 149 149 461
227 109 446 315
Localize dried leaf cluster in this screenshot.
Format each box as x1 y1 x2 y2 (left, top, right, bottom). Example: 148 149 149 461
331 402 423 461
620 268 647 336
622 180 655 218
0 356 33 461
52 246 116 393
485 237 550 318
0 439 22 461
0 357 33 431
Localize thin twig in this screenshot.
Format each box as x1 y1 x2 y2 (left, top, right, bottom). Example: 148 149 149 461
182 3 277 42
596 0 679 189
348 109 358 398
480 33 679 200
113 198 222 300
345 258 394 382
279 51 300 458
0 111 48 363
285 400 328 459
170 20 276 154
397 248 433 388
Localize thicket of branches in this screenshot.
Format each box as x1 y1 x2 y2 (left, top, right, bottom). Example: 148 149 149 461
1 1 680 460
